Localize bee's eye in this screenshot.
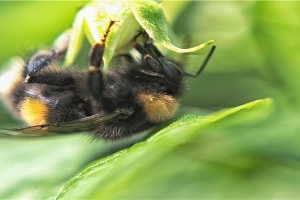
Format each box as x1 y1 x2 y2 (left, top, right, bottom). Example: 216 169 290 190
159 58 183 86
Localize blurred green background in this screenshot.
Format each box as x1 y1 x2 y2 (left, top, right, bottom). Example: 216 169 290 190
1 1 300 199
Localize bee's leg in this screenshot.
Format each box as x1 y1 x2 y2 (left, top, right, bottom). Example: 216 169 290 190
132 30 164 58
131 31 151 56
25 29 71 81
26 73 74 86
132 37 166 78
88 20 115 100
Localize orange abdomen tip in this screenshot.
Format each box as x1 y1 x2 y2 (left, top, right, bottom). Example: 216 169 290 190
19 98 49 125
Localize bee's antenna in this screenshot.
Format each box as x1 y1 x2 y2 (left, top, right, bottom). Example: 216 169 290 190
88 20 116 100
89 20 116 68
184 45 216 78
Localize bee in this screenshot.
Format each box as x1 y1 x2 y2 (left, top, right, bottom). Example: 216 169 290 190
0 21 215 140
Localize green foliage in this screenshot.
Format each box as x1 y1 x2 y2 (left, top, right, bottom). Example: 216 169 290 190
0 1 300 199
65 0 214 72
54 99 273 199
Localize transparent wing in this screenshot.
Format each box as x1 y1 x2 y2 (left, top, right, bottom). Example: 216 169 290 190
0 113 119 137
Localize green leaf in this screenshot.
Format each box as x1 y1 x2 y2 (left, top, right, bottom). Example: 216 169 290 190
64 1 140 72
129 0 215 53
54 99 272 199
64 0 215 72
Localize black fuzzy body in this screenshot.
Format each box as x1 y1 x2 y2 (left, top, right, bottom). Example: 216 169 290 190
3 39 186 140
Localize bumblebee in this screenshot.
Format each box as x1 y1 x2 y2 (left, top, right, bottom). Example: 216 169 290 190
0 21 215 140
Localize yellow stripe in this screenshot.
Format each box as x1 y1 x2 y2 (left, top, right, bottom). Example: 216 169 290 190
19 98 48 125
137 92 178 123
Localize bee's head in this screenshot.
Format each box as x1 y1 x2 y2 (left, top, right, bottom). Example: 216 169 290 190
158 57 184 90
130 55 184 97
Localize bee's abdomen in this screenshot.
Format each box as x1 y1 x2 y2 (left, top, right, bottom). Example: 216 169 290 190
19 97 49 125
17 84 93 125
